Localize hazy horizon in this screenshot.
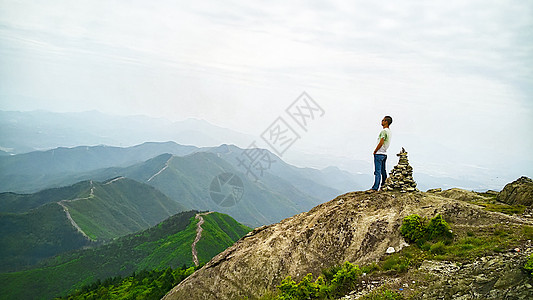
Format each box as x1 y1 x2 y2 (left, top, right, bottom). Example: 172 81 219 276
1 108 530 192
1 1 531 189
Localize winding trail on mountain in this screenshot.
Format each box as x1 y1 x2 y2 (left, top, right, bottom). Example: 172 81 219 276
191 212 214 266
104 176 125 185
56 181 95 241
147 156 173 182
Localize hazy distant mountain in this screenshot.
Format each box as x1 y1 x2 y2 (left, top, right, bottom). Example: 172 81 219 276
0 141 366 226
6 140 474 195
0 211 250 300
205 144 366 195
0 110 254 154
0 141 198 193
80 151 328 227
0 178 185 272
0 110 523 192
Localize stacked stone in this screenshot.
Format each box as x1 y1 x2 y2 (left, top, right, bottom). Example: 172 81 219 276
381 147 418 192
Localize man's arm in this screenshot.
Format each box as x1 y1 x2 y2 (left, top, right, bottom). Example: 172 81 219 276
373 138 385 154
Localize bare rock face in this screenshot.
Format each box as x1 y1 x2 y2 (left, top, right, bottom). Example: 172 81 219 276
163 191 525 300
497 176 533 206
415 247 533 299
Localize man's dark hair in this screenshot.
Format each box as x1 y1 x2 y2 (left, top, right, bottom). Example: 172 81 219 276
384 116 393 125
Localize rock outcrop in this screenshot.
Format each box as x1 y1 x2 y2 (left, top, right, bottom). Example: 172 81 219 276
381 148 419 192
498 176 533 206
342 247 533 299
430 188 490 203
414 247 533 299
163 190 531 300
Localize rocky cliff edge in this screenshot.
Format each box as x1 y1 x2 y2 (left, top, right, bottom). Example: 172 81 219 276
163 188 533 299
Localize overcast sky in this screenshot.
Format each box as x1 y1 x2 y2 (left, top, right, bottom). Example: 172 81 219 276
0 0 531 185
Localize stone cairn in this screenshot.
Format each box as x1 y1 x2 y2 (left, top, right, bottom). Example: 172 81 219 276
381 147 418 192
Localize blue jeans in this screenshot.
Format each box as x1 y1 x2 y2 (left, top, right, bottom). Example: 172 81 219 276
372 154 387 190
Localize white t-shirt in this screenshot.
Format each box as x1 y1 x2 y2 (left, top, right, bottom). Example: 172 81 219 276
375 128 391 155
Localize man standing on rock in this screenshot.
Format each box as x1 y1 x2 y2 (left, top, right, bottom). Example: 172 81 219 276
370 116 392 191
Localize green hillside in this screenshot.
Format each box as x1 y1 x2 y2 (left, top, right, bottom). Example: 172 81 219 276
0 178 186 272
195 212 252 263
0 211 251 300
59 266 198 300
0 203 94 273
62 178 186 240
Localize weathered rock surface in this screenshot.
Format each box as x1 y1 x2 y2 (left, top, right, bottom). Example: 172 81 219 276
498 176 533 206
163 191 531 300
414 247 533 299
342 247 533 300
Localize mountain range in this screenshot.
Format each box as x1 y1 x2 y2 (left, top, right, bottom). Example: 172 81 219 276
0 110 253 154
0 141 362 227
2 109 509 191
0 178 185 272
0 139 362 278
0 141 198 193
